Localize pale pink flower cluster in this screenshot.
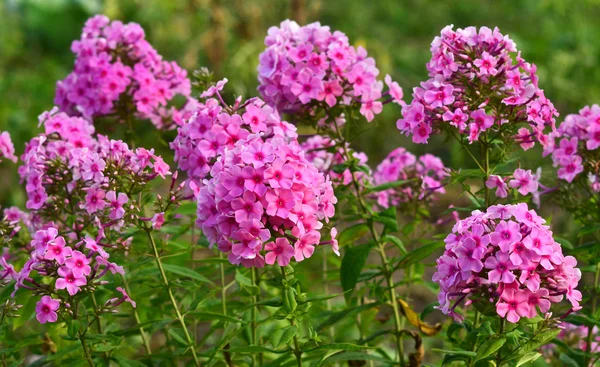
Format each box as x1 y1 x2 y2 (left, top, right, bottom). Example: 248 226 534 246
195 133 338 268
0 227 135 325
20 109 170 212
55 15 192 129
541 322 599 361
485 168 542 202
373 147 447 208
0 132 17 163
171 79 298 184
398 25 557 145
544 105 600 188
258 20 403 122
434 203 581 323
300 135 370 186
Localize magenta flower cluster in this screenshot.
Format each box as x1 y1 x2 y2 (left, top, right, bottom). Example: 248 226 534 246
195 133 337 268
54 15 192 129
434 203 581 323
171 79 298 184
0 131 17 163
300 135 370 186
397 25 558 145
257 20 403 122
373 147 448 208
545 104 600 188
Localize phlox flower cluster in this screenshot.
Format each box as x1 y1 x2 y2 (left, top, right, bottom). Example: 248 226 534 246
0 131 17 163
171 79 298 184
20 109 170 213
300 135 370 186
545 105 600 188
55 15 192 130
257 20 403 122
398 25 557 145
434 203 581 323
195 133 338 268
0 226 136 325
541 322 599 361
373 147 448 208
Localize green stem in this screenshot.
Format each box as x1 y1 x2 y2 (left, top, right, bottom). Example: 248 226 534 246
586 262 600 365
322 249 335 341
220 252 228 315
145 229 200 366
251 268 258 367
280 267 303 367
468 311 480 367
496 318 505 366
79 335 95 367
333 119 405 366
483 133 490 209
120 274 152 355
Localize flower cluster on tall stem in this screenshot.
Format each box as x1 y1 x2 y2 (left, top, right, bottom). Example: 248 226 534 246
434 203 581 323
55 15 193 130
170 78 298 184
184 82 338 267
6 108 171 325
258 20 403 122
373 147 448 209
397 25 558 145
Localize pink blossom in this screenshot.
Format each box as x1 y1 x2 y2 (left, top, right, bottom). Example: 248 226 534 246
264 189 295 219
35 296 60 324
0 131 17 163
151 212 165 230
55 267 87 296
496 289 530 323
65 250 92 278
84 186 107 214
486 175 508 198
294 232 319 261
44 236 72 265
116 287 136 308
106 191 128 220
264 238 295 266
509 168 539 195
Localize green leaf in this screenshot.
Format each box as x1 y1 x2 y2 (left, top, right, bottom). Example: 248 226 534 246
186 311 244 323
113 356 148 367
559 354 579 367
373 207 398 232
173 202 197 216
515 352 541 367
381 234 406 254
554 236 574 250
162 263 214 285
394 240 443 270
168 328 188 346
235 269 260 296
318 351 392 366
274 325 298 349
227 346 291 354
364 179 414 194
306 343 372 352
338 223 370 247
475 337 506 361
563 314 600 328
510 328 561 360
340 242 374 300
432 348 477 357
317 302 380 332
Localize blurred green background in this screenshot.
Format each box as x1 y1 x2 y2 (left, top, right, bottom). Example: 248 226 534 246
2 0 600 209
